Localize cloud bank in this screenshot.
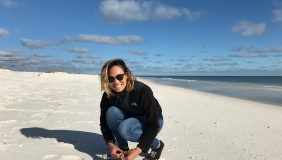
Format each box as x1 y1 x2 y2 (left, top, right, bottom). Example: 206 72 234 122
64 48 91 53
99 0 205 23
20 36 72 49
76 34 144 45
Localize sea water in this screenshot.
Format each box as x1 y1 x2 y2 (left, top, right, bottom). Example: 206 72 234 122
139 76 282 107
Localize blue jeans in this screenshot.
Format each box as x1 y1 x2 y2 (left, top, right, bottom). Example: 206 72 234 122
106 106 163 149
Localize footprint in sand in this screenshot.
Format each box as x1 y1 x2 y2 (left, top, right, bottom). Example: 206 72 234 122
43 155 83 160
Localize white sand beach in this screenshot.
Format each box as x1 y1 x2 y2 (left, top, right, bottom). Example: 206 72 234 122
0 70 281 160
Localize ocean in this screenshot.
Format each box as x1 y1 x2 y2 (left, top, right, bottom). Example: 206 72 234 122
139 76 282 107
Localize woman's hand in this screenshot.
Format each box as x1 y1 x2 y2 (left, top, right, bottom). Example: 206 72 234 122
107 141 124 158
122 147 142 160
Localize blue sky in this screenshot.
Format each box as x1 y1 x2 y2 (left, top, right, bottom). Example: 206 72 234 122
0 0 282 76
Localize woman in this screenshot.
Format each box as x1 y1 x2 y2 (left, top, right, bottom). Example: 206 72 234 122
99 59 164 160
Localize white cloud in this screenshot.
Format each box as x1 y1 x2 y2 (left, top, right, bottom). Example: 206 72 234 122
230 20 266 37
87 55 100 59
231 45 253 51
252 47 282 53
56 36 72 45
20 38 53 49
0 55 102 73
273 1 282 7
1 56 23 62
99 0 151 23
203 58 231 61
229 53 268 58
71 59 93 64
33 53 51 58
0 49 19 57
232 46 282 54
273 9 282 22
20 36 72 49
0 28 9 38
76 34 144 45
99 0 204 23
0 0 17 7
128 50 148 55
65 47 91 53
213 62 237 66
76 54 85 59
182 8 205 21
154 4 181 20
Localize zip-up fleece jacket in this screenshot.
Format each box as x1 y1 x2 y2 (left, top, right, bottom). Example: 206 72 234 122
100 80 163 152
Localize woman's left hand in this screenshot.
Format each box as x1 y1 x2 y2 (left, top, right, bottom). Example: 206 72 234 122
122 147 142 160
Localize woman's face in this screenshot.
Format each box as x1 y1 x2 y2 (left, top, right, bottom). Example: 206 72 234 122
108 65 127 93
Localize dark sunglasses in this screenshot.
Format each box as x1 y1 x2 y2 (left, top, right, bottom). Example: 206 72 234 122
108 74 125 83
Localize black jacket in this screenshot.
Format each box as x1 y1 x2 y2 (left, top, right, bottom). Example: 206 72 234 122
100 81 163 152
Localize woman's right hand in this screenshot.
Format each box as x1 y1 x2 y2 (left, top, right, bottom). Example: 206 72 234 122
108 141 124 158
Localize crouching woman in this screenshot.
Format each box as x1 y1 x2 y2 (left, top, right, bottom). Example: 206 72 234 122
99 59 164 160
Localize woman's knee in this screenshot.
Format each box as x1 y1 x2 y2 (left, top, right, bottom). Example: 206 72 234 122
106 106 120 117
117 119 143 142
117 121 131 139
106 106 125 127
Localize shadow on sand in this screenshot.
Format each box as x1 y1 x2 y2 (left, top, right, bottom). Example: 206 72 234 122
20 127 108 160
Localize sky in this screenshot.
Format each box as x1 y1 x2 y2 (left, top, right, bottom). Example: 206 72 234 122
0 0 282 76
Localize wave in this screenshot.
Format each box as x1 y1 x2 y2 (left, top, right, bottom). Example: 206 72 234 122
161 77 197 82
263 85 282 88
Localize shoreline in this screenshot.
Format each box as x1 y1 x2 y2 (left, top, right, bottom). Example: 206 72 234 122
1 70 282 160
137 76 282 107
137 77 281 109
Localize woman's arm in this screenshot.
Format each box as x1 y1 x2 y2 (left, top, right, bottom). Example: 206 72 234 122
136 85 161 152
100 92 115 144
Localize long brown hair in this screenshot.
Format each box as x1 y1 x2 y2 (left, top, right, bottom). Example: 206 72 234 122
100 59 135 97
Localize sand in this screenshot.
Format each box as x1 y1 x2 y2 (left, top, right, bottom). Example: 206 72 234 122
0 70 281 160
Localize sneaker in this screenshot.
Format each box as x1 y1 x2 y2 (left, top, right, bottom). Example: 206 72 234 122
143 140 164 160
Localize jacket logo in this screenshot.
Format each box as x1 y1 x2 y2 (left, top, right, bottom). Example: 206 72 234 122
150 151 157 158
131 102 137 106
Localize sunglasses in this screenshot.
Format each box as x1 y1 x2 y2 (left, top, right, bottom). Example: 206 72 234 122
108 74 125 83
